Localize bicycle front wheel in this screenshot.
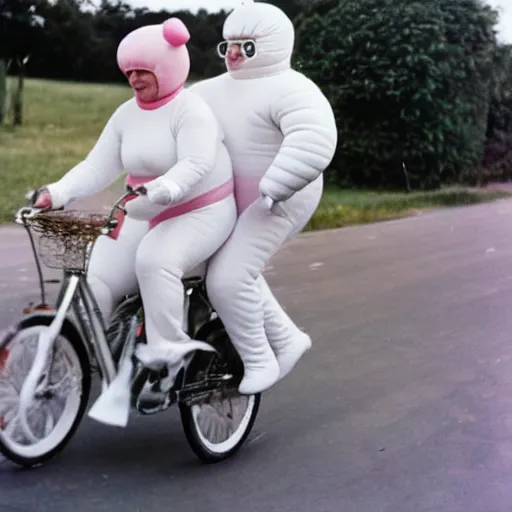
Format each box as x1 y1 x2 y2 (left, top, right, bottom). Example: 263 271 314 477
0 316 91 468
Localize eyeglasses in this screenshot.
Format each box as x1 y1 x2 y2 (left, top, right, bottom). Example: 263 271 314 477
217 39 257 59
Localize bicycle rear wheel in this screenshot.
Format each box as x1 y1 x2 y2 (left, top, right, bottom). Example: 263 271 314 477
0 316 91 468
178 320 260 463
180 388 260 463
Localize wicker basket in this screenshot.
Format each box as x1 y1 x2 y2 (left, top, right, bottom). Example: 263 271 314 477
25 210 108 271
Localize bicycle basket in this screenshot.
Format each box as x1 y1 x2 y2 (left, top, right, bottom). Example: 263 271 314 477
25 210 108 271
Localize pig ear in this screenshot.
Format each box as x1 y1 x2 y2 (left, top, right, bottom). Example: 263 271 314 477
163 18 190 47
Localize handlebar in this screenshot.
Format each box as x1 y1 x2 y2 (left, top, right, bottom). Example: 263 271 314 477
126 184 147 197
16 186 276 230
14 184 147 229
14 188 57 225
99 185 147 236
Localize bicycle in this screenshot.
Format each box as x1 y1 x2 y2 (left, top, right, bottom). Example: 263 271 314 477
0 187 260 469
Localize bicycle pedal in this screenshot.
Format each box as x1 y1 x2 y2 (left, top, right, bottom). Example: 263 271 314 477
136 388 176 415
148 367 168 384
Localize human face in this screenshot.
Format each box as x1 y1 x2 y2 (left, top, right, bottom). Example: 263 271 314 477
217 38 257 71
126 70 158 102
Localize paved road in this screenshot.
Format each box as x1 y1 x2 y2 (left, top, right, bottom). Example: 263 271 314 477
2 199 512 512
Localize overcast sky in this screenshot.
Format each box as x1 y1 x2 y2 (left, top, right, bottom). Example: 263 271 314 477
486 0 512 42
124 0 512 42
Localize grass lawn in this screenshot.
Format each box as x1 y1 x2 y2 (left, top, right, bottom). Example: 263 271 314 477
1 78 133 223
305 187 511 231
1 78 510 226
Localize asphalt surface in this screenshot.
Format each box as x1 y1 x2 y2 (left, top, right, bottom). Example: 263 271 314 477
2 199 512 512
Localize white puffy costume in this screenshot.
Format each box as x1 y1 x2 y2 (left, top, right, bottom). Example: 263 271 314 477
44 19 237 372
190 1 338 394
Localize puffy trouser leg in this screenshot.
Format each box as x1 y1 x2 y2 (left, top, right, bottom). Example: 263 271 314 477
134 196 237 372
206 177 323 394
260 177 323 381
259 276 312 380
86 217 149 325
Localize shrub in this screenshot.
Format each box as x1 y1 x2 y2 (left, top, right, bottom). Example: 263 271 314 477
295 0 502 190
482 44 512 183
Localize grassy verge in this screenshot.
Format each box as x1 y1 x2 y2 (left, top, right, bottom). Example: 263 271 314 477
1 78 132 223
305 186 512 231
1 78 511 226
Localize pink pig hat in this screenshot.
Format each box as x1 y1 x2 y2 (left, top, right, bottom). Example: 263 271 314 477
117 18 191 102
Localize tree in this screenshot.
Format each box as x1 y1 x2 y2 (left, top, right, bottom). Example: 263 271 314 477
0 60 6 124
295 0 503 189
0 0 45 125
481 44 512 181
260 0 306 21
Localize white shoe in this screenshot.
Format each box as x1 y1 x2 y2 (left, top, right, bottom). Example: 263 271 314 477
135 340 215 369
273 332 312 380
238 351 280 395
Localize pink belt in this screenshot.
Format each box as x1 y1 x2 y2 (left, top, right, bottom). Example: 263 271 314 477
126 174 234 230
109 175 233 240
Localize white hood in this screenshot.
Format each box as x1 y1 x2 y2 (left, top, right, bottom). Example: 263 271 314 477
223 1 294 79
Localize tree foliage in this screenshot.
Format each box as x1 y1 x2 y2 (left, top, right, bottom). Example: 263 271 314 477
482 44 512 180
1 0 511 186
259 0 305 21
296 0 507 189
0 0 229 83
0 0 46 61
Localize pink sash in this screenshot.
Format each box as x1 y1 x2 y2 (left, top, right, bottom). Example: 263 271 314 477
125 175 234 230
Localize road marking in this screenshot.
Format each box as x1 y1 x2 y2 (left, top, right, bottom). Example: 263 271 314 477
248 432 267 445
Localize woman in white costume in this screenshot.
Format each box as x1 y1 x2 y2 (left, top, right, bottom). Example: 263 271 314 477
34 18 237 370
190 1 338 394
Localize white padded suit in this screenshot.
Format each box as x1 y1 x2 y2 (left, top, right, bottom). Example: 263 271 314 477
191 2 338 394
46 91 237 364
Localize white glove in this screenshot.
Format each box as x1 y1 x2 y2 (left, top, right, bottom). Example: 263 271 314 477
145 177 182 206
261 194 275 211
260 193 289 220
259 175 294 203
125 196 169 221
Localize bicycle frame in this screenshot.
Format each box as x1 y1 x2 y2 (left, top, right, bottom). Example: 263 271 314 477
12 183 229 436
66 274 117 385
13 187 144 439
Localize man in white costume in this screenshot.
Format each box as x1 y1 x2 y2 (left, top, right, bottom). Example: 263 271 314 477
190 1 338 394
35 18 237 377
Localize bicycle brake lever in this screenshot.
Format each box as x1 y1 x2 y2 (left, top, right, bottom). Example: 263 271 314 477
25 187 63 211
126 185 147 196
25 188 40 207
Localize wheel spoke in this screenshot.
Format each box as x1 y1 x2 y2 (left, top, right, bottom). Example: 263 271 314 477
4 413 20 438
44 408 55 437
0 324 88 466
44 372 73 394
191 393 256 449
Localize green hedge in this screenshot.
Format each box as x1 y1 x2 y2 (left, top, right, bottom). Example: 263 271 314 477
295 0 504 190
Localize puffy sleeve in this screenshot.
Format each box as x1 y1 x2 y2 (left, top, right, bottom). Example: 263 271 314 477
259 77 338 202
46 105 125 208
153 93 220 203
